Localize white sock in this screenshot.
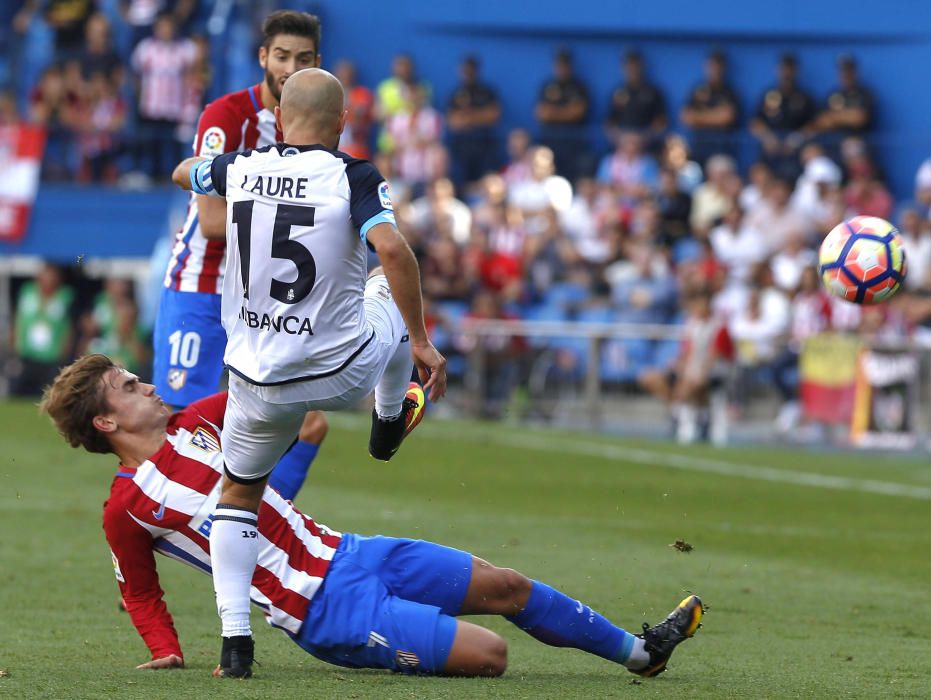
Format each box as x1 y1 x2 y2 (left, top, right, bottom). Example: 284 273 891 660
210 505 258 638
375 339 413 420
623 636 650 670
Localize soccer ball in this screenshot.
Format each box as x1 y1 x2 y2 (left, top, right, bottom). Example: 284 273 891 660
818 216 907 304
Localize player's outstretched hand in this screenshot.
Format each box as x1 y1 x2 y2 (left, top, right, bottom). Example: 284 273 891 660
137 655 184 670
411 341 447 401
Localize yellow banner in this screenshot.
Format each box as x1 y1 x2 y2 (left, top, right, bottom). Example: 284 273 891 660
799 333 863 387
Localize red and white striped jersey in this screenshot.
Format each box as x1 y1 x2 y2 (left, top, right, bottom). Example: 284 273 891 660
130 37 199 121
164 85 281 294
103 393 341 659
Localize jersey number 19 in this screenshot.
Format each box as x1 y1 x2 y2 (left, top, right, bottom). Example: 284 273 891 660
231 201 317 304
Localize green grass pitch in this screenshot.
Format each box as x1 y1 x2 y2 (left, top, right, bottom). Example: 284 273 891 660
2 400 929 699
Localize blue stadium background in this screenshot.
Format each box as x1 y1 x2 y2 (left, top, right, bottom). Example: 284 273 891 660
5 0 931 260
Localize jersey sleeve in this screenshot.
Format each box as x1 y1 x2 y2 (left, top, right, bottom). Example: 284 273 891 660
193 98 244 158
103 500 183 660
189 150 241 197
345 160 397 243
187 391 228 428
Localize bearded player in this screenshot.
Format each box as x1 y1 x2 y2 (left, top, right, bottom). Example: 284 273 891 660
41 354 704 679
153 10 326 501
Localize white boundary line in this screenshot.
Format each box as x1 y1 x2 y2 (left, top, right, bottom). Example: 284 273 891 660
331 415 931 501
494 433 931 501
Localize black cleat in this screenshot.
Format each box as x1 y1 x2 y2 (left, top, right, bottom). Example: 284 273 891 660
630 594 703 678
368 383 425 461
214 635 254 679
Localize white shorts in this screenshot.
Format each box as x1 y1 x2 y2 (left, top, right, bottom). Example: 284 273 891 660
221 275 407 482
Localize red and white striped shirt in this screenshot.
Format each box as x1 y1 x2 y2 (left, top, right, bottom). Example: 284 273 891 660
131 37 199 121
164 85 280 294
103 393 341 659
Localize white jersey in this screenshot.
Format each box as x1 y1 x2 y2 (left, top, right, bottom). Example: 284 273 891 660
197 144 396 385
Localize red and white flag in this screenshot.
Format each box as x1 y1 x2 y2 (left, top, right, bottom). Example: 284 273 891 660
0 125 46 243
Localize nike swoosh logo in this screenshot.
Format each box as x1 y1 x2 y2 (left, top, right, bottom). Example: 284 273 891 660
152 498 167 520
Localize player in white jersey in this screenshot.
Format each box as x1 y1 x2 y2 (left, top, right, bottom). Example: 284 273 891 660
154 9 328 510
41 353 704 679
172 68 448 677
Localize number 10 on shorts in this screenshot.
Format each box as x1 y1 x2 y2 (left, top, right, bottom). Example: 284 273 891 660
168 330 201 368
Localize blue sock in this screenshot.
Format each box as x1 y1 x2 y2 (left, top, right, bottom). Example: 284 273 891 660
267 441 320 501
506 581 636 664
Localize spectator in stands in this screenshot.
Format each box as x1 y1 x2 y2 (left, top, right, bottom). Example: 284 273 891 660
130 11 198 180
372 151 411 208
119 0 196 50
534 48 591 182
471 172 508 229
596 130 659 205
739 160 773 212
709 201 766 293
524 206 581 302
407 177 472 247
11 263 74 397
656 167 692 241
509 145 573 234
0 90 21 125
77 12 122 85
680 50 740 165
456 289 524 419
638 288 734 444
774 264 833 432
790 144 843 236
385 83 445 196
422 232 474 302
809 55 873 154
913 157 931 218
608 242 677 324
75 69 127 182
560 176 615 265
749 53 816 179
474 202 528 300
661 133 703 194
899 206 931 290
335 60 374 160
29 63 82 180
16 0 97 60
501 127 533 187
745 175 811 253
174 33 209 148
771 231 817 293
376 53 430 151
729 264 791 411
604 49 667 151
446 55 501 191
843 154 893 220
78 278 147 374
689 153 737 237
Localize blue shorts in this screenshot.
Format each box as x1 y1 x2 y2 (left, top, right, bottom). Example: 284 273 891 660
152 288 227 407
294 534 473 674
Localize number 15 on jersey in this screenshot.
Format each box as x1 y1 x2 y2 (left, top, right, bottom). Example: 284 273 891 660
231 201 317 305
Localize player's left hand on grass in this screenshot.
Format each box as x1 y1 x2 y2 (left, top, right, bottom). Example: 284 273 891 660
136 654 184 670
411 341 447 401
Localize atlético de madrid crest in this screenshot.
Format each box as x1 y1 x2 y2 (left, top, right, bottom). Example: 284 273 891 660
167 369 187 390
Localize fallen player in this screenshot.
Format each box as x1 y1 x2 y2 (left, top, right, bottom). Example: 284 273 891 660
41 354 703 678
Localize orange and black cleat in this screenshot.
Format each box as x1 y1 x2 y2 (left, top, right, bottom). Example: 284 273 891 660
630 594 704 678
368 383 425 461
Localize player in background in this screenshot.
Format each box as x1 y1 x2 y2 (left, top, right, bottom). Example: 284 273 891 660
153 10 327 501
173 68 448 678
40 354 704 678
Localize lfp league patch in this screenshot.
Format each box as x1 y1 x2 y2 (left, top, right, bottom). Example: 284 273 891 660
199 126 226 157
378 181 393 209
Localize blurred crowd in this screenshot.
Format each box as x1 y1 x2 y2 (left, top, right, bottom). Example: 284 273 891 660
8 6 931 440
